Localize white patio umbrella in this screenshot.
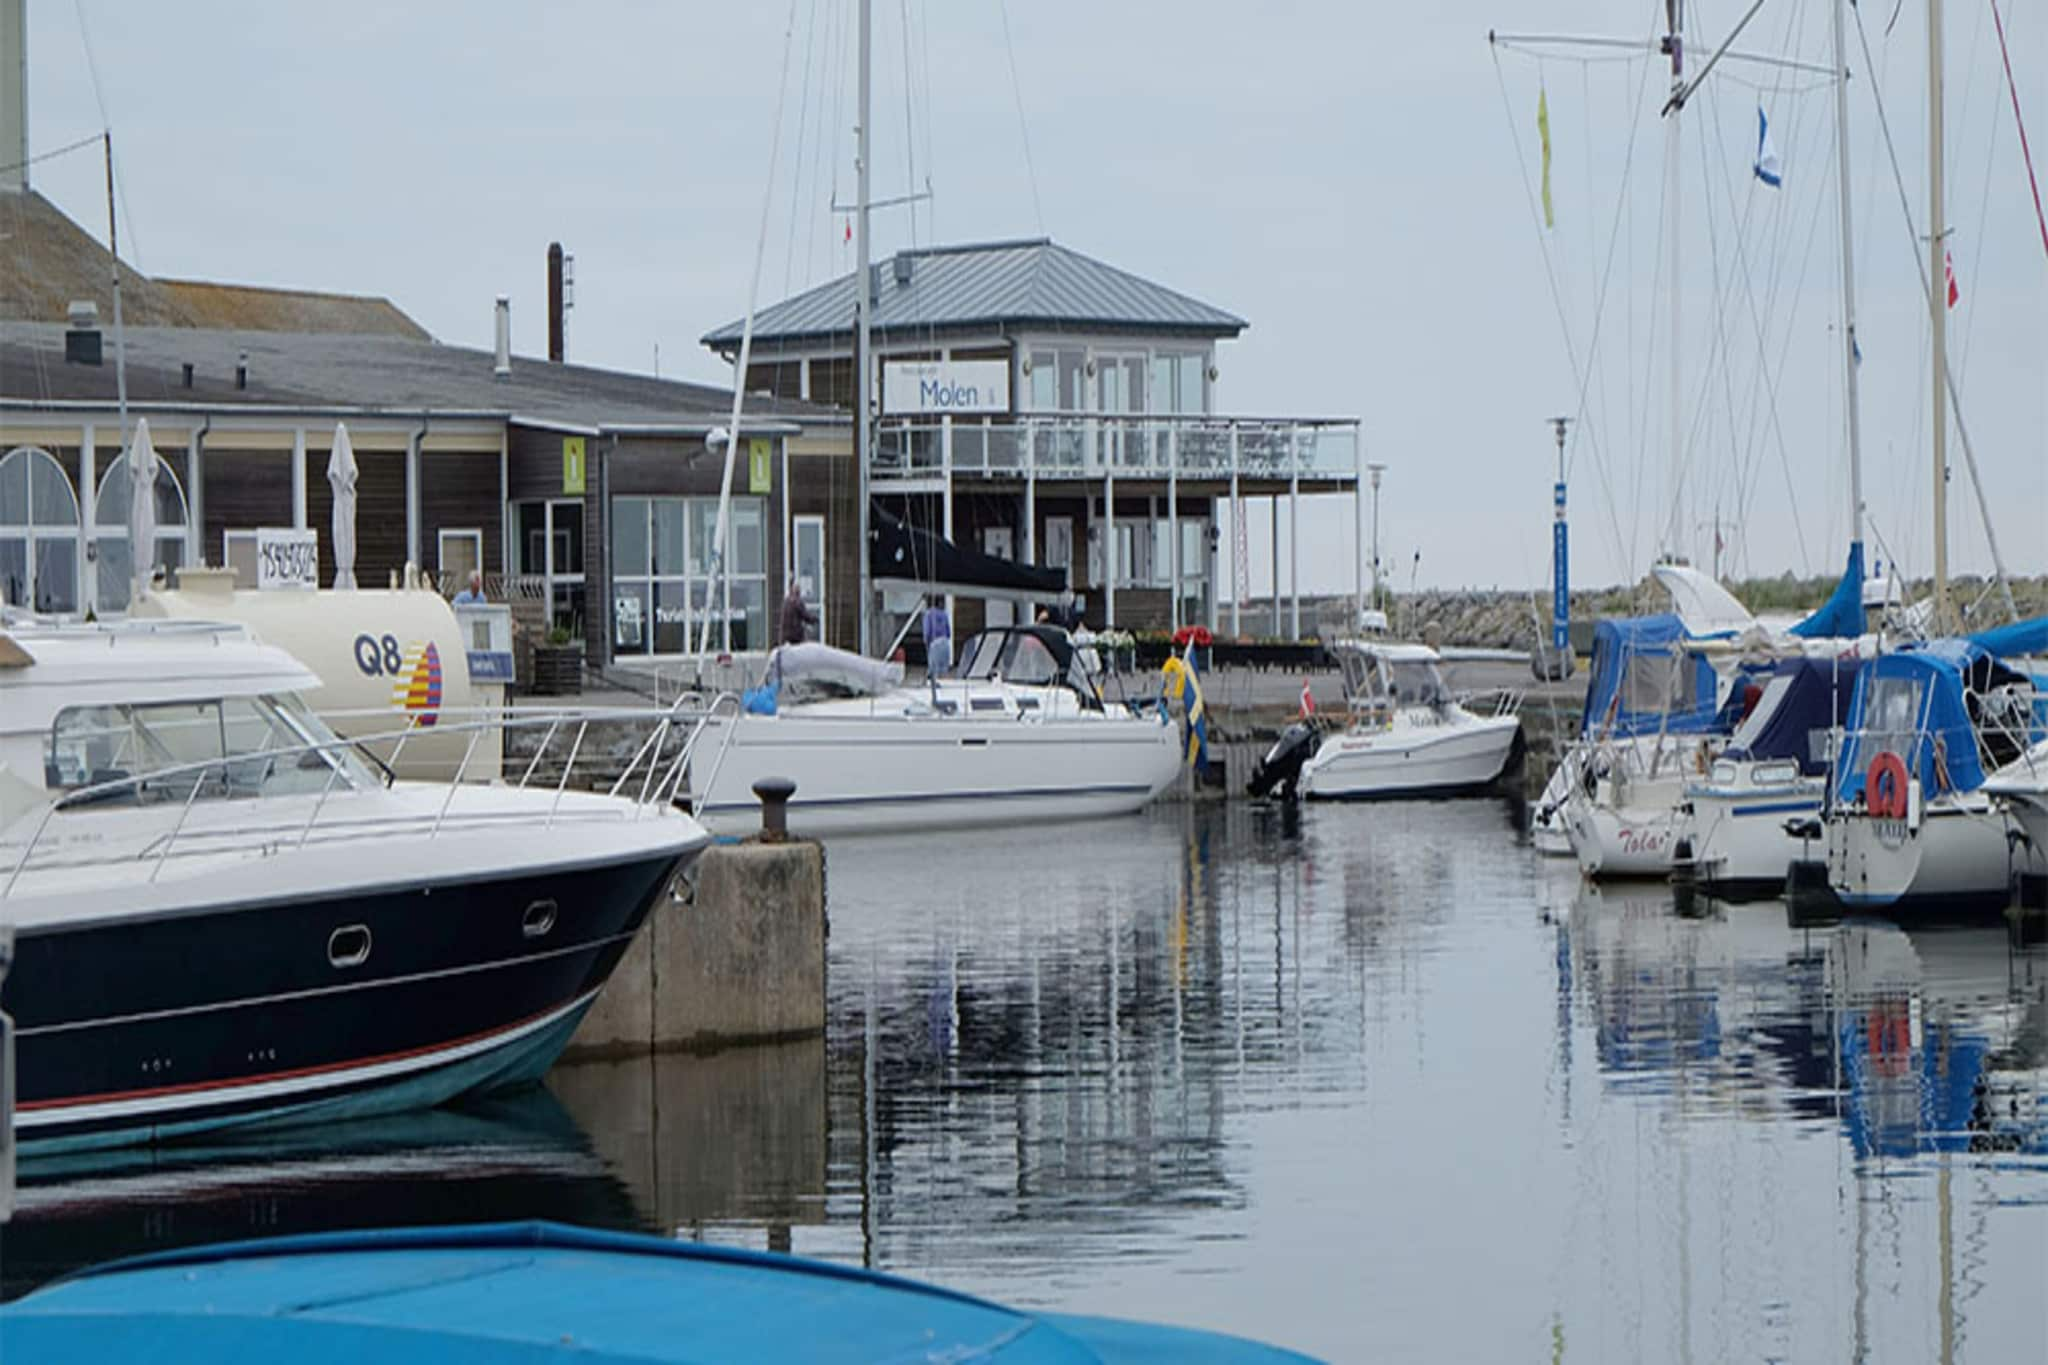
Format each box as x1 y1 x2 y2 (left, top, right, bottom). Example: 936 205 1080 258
328 422 358 590
126 417 161 599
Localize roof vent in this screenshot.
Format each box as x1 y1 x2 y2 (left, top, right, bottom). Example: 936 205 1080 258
892 251 913 288
236 351 249 390
64 300 102 366
494 296 512 379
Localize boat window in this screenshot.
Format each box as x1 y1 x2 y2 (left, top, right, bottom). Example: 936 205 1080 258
1727 675 1795 753
950 631 999 679
995 633 1059 686
1385 660 1446 705
1337 650 1375 699
1619 652 1687 713
47 693 373 805
1862 675 1924 762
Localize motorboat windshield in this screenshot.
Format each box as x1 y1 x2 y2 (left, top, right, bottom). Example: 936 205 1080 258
43 690 380 805
1333 642 1449 708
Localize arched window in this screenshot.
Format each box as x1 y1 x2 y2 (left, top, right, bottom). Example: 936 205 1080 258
0 447 80 614
92 452 190 612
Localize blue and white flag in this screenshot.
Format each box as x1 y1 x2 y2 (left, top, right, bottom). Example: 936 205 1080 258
1754 107 1782 187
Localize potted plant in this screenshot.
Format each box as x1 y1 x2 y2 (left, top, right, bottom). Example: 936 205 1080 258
531 625 584 696
1095 628 1137 675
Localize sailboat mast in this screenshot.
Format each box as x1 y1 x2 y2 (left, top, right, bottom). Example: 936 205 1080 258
1664 1 1684 564
1832 0 1864 552
854 0 874 654
1928 0 1950 629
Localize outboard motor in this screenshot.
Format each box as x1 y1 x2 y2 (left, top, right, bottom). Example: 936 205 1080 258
1247 722 1321 800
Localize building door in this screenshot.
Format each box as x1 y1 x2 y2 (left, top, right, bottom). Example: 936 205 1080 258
981 526 1014 627
793 514 827 646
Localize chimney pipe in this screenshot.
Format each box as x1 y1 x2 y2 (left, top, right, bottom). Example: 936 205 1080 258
63 300 101 366
494 296 511 378
182 362 194 388
235 350 248 390
547 243 564 363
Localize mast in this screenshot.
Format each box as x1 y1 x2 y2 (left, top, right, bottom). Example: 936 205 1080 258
854 0 874 654
1663 1 1684 563
1832 0 1865 557
1927 0 1950 630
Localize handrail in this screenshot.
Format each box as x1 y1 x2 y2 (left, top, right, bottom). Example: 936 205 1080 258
1 699 737 899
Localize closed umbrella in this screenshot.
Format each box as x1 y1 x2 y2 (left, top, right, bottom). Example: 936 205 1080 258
126 417 160 600
329 422 358 590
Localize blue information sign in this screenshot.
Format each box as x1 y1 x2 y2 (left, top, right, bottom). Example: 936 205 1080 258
1551 482 1569 654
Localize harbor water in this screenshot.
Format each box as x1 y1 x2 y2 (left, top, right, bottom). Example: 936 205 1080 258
5 800 2045 1361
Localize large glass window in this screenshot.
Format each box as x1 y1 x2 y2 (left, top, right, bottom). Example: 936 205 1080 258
47 692 373 803
91 451 190 611
0 447 80 614
610 496 770 655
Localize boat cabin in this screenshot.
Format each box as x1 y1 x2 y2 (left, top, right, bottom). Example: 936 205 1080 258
1832 639 2041 808
1331 641 1451 712
949 625 1103 709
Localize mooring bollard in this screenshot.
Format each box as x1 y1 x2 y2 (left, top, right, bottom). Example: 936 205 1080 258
753 777 796 842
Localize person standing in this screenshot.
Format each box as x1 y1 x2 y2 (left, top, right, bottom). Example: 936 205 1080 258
922 599 953 676
452 570 486 606
779 578 817 646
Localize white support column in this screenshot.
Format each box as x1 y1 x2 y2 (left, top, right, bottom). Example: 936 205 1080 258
1104 471 1116 628
1269 496 1280 638
1353 468 1365 631
291 427 308 531
79 422 95 612
1289 460 1301 641
1166 426 1179 632
941 413 955 627
1228 428 1241 637
1023 468 1036 564
186 428 204 566
404 427 423 569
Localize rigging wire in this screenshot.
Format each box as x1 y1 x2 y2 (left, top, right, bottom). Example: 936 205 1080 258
996 0 1046 234
781 0 821 303
1988 0 2048 262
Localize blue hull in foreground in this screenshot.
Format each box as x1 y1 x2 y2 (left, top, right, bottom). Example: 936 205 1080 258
0 1221 1318 1364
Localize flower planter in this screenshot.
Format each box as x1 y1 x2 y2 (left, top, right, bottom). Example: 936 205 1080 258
531 644 584 696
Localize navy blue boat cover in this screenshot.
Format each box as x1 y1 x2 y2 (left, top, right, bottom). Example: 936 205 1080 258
1723 655 1865 774
1580 613 1720 739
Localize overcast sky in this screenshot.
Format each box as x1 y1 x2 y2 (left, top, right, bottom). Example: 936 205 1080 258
21 2 2048 597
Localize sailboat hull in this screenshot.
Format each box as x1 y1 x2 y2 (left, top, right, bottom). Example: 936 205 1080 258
1825 797 2028 913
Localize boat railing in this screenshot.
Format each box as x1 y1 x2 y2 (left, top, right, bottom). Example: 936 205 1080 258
0 696 740 899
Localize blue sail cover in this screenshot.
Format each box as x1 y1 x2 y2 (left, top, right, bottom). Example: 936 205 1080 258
1966 612 2048 659
1724 655 1866 774
1580 613 1721 739
1830 639 2036 805
1788 542 1866 639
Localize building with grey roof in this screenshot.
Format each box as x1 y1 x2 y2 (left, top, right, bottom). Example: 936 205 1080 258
703 237 1358 641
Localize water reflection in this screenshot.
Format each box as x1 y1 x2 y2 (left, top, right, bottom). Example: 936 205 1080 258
4 802 2044 1362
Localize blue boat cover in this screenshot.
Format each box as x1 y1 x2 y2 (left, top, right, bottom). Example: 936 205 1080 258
1831 639 2037 805
1579 613 1720 739
0 1222 1316 1364
1723 655 1865 775
1788 542 1866 640
1966 612 2048 660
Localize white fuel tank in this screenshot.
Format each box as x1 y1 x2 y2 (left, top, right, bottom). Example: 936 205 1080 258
134 568 504 782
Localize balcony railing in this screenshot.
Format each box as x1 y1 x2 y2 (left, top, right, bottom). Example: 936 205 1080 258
870 413 1360 483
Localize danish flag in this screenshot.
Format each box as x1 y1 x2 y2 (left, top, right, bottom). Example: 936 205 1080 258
1945 249 1960 309
1300 679 1315 717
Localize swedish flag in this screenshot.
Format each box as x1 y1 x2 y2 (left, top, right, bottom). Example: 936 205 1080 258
1160 655 1209 773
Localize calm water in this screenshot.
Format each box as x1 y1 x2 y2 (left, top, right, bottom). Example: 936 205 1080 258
5 801 2046 1361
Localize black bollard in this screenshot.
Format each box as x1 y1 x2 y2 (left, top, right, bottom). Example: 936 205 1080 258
753 777 796 843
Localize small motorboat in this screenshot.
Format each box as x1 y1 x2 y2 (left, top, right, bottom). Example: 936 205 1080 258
1294 640 1522 799
694 626 1183 836
0 1221 1317 1363
0 617 712 1153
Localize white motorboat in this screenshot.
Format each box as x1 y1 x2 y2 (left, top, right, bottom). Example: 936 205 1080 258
0 616 712 1153
1289 640 1521 800
1824 637 2044 913
1678 654 1866 899
693 625 1184 836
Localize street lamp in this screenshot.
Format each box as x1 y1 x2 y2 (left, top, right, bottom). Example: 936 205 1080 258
1367 463 1386 616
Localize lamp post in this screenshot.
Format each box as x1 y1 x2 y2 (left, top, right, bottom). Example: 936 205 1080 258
1367 463 1386 616
1549 417 1571 678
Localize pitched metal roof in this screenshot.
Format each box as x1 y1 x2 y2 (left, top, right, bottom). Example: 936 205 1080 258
702 238 1246 351
0 322 835 432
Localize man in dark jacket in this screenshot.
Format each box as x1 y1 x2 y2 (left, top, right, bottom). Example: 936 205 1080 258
779 578 817 646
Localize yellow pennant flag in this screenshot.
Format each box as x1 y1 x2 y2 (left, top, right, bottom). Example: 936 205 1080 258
1538 86 1555 229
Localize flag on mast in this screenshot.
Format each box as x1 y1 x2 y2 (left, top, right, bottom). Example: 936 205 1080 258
1945 248 1960 308
1753 107 1782 187
1538 87 1555 229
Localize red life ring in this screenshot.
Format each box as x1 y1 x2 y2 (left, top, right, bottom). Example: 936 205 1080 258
1866 751 1910 820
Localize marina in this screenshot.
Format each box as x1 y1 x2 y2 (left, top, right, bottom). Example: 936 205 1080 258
3 0 2048 1359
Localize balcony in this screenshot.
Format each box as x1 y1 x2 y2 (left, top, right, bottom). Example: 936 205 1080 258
870 413 1360 486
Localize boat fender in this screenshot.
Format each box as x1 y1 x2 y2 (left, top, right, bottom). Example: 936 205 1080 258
1867 751 1909 820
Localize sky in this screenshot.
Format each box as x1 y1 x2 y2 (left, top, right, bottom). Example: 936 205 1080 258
19 1 2048 597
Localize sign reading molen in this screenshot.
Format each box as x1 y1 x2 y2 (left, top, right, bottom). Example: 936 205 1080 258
881 359 1010 416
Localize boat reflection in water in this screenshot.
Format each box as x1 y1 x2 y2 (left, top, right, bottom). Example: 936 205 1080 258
1563 881 2047 1359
